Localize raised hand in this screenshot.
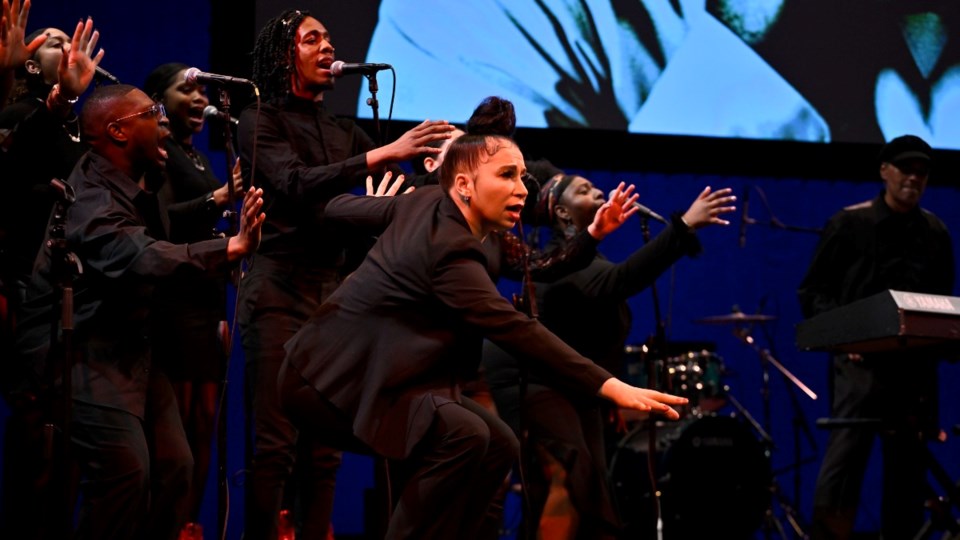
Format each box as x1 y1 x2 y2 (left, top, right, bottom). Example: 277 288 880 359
57 17 104 100
367 119 455 167
227 187 266 260
681 186 736 230
0 0 46 71
586 181 639 239
365 170 411 196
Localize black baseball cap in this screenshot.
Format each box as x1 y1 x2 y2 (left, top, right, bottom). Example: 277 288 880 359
879 135 932 165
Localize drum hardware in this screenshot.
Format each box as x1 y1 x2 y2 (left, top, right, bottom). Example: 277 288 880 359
730 319 819 539
694 311 778 324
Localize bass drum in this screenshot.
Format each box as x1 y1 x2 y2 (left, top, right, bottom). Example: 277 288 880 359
610 415 771 539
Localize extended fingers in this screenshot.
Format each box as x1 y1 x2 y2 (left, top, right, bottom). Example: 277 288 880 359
17 0 28 28
385 174 406 196
376 171 392 195
85 28 99 57
244 188 264 217
1 1 10 32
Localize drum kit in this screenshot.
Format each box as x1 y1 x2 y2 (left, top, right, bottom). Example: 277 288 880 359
613 308 816 539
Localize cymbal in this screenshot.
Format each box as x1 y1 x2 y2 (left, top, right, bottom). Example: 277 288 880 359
694 312 777 324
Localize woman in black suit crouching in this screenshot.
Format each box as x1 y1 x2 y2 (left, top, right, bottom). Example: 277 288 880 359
278 127 687 540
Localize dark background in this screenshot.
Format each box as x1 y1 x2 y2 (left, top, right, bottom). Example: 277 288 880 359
2 1 958 538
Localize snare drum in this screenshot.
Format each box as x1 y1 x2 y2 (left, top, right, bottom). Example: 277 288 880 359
610 415 771 538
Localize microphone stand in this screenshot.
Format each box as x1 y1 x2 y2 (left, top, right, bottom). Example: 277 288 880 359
363 74 382 145
638 215 668 540
46 179 82 538
511 221 538 540
216 88 239 540
742 186 822 238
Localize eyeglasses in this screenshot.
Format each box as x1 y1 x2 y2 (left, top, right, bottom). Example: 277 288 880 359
111 102 166 124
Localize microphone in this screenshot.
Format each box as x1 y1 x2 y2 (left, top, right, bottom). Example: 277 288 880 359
329 60 392 77
739 186 750 248
611 190 667 224
94 65 121 84
203 105 239 126
184 67 255 87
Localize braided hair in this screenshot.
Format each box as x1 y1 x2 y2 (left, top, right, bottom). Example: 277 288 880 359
251 9 310 103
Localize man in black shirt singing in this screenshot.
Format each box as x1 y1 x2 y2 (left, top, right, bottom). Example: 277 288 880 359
16 84 265 540
237 9 454 540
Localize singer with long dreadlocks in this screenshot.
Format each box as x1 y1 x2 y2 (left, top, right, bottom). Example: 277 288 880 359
236 9 455 539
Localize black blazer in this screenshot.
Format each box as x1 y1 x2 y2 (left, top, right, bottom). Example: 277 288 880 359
284 185 613 459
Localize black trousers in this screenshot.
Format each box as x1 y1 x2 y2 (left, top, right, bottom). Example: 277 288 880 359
279 361 519 540
72 372 193 540
812 354 936 539
238 258 342 540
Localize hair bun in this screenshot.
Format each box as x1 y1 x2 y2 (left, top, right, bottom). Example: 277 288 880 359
466 96 516 137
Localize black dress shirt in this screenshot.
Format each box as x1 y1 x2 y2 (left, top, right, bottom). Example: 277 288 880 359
798 192 954 318
238 97 380 267
16 152 233 417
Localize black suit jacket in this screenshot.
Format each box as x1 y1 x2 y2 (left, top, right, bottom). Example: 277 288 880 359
284 185 613 459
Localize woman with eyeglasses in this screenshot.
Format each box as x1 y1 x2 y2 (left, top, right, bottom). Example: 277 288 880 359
141 62 244 538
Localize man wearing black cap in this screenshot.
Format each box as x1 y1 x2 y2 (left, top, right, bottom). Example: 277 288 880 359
799 134 955 539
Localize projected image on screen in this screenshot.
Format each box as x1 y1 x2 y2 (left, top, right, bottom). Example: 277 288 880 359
359 0 960 149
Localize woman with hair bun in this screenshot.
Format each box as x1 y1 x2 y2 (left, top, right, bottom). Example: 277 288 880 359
279 108 688 537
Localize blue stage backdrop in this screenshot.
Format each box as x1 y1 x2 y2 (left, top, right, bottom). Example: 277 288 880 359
1 1 958 539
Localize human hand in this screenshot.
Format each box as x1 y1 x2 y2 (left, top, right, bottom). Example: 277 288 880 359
0 0 46 71
598 378 686 421
372 119 455 164
227 187 265 260
586 181 639 240
365 170 412 196
681 186 736 230
57 17 104 100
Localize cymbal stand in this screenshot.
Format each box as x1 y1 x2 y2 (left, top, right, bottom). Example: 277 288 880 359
733 325 818 539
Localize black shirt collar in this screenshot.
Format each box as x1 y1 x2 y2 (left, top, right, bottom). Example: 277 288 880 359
874 190 923 221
